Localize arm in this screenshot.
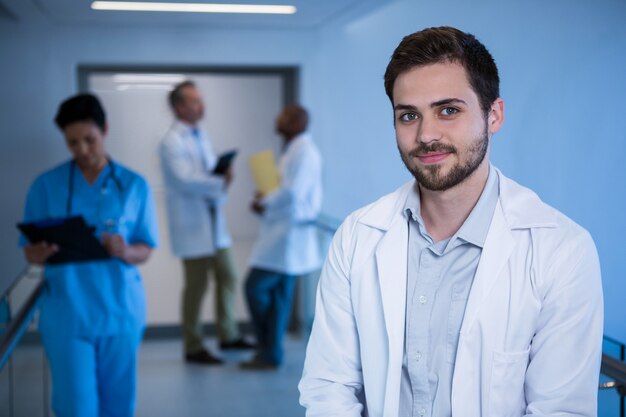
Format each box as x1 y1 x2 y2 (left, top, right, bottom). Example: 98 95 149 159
104 177 159 265
101 235 152 264
524 229 603 416
159 136 227 200
299 220 365 417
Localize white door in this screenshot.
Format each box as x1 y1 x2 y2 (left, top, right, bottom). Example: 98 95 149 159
88 71 285 327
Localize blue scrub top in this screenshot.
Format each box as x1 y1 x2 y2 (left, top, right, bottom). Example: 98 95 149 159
21 159 159 338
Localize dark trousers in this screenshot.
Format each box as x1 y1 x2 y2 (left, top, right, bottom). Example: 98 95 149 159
244 267 297 365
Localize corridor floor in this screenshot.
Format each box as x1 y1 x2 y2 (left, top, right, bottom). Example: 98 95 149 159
136 336 308 417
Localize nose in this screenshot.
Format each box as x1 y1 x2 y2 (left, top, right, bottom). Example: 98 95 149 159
416 115 442 144
74 142 89 157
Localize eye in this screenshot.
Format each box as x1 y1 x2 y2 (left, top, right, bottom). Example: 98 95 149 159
399 112 418 122
440 107 459 117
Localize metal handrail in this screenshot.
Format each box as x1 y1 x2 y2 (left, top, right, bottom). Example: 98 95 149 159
602 353 626 396
0 265 30 302
0 266 45 370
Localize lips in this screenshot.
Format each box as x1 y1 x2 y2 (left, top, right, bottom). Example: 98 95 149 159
417 152 450 164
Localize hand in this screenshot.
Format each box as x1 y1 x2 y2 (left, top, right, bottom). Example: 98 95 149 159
101 233 128 261
24 241 59 265
250 192 265 215
223 167 234 187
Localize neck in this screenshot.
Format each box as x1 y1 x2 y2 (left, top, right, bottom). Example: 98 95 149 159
418 162 489 241
285 130 304 143
179 118 198 128
76 157 108 184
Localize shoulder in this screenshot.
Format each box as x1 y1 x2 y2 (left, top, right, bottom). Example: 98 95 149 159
497 170 597 264
30 160 72 188
289 134 321 162
346 181 413 230
334 181 412 243
113 161 151 191
498 170 590 236
161 121 187 145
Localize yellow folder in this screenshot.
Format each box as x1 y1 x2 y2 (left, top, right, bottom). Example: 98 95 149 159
248 150 280 195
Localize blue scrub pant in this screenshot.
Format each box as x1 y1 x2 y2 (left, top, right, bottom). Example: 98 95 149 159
244 268 297 365
41 329 142 417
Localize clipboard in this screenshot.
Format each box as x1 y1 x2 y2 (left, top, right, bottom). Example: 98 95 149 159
212 150 238 175
17 216 111 265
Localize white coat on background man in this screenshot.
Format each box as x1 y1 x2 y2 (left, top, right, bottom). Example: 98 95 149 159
241 105 322 370
160 80 251 365
160 119 230 258
248 130 323 275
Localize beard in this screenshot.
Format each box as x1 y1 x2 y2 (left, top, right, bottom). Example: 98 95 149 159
399 126 489 192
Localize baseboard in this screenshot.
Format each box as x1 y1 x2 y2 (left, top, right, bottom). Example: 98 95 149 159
17 321 266 345
142 321 255 340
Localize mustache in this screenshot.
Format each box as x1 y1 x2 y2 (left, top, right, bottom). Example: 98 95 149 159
408 143 457 158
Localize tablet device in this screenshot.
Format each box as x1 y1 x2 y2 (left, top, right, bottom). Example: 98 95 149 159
17 216 111 265
212 150 238 175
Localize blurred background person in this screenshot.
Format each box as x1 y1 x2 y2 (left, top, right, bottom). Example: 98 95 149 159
160 80 253 365
241 104 323 370
20 93 159 417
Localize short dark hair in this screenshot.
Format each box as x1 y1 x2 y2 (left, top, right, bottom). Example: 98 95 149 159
54 93 106 131
169 80 196 109
285 104 309 131
384 26 500 114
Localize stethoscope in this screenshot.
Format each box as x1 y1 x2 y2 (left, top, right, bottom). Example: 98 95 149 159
66 157 124 216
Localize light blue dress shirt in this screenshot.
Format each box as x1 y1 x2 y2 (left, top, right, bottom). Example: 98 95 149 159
398 165 499 417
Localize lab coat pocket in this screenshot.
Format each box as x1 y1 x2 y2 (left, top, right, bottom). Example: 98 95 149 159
489 348 530 417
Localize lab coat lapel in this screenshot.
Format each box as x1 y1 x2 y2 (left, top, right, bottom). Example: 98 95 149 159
375 215 408 415
375 216 408 346
460 200 516 335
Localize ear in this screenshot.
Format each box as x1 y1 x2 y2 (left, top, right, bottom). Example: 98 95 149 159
101 122 109 138
487 98 504 135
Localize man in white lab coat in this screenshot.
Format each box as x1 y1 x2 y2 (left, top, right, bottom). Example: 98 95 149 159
160 81 253 365
241 105 323 370
299 27 603 416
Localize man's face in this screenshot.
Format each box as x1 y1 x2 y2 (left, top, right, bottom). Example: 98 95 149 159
393 62 503 191
275 110 291 138
176 86 205 125
63 120 108 171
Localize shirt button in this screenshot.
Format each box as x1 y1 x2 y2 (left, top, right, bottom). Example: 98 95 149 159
419 408 426 416
418 295 427 304
416 351 422 361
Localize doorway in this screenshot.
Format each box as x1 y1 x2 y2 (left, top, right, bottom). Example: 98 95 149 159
79 66 297 329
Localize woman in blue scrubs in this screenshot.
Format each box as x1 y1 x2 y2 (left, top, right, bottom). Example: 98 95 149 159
21 94 159 417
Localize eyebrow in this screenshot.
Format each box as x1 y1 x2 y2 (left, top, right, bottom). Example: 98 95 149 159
393 98 467 112
430 98 467 108
393 104 417 112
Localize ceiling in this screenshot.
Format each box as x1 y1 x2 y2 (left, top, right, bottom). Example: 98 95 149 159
0 0 391 29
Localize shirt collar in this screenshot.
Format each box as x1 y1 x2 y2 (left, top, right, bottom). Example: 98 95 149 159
403 164 500 249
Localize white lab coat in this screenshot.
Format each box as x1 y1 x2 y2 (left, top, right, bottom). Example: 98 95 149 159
249 132 323 275
299 168 603 417
160 121 231 258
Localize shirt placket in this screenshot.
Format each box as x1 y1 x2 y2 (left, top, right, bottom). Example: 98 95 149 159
408 246 441 417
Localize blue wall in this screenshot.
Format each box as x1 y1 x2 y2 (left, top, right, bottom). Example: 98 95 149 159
0 19 316 296
311 0 626 343
1 0 624 377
